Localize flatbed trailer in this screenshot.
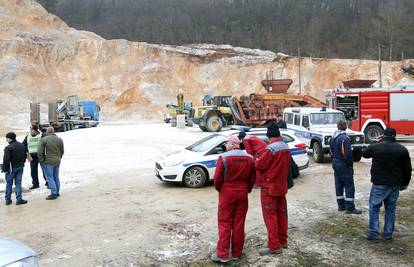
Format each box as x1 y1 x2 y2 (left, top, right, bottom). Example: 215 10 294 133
30 96 100 132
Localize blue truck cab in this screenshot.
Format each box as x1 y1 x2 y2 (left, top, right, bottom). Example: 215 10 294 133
79 101 100 125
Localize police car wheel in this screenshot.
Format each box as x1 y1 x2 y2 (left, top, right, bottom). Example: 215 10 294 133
312 141 324 163
183 166 207 188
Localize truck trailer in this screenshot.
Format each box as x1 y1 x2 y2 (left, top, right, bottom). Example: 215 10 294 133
31 95 100 132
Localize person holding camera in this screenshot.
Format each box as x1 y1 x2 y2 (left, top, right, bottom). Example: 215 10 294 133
362 127 412 242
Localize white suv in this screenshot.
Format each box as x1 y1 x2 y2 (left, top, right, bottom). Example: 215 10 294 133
284 107 367 163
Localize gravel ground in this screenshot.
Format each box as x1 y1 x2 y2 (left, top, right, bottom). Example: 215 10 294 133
0 123 413 266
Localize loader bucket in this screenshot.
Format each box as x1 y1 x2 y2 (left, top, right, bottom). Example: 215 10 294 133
342 80 376 88
261 79 293 93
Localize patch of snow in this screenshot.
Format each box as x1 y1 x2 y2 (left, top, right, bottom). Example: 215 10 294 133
0 123 210 199
158 250 178 258
218 55 275 64
396 77 414 86
232 46 276 58
152 44 216 56
189 43 276 57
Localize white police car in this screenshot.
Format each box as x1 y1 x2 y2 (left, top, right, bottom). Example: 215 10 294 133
155 129 309 188
284 107 367 163
0 237 38 267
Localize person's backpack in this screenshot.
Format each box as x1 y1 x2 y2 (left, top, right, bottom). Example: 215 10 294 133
287 156 299 189
291 156 300 179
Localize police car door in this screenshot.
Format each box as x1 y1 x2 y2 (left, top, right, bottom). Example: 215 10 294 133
203 142 226 179
299 114 312 146
289 113 304 139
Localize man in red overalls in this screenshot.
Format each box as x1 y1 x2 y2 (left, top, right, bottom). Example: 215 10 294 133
211 135 256 263
255 123 291 255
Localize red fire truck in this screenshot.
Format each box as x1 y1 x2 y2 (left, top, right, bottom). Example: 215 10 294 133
328 80 414 143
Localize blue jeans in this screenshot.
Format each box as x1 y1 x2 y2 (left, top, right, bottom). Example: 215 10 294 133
5 167 24 202
369 184 400 239
43 163 60 196
332 160 355 211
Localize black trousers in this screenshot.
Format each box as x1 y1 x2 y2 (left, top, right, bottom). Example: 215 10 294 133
30 154 46 186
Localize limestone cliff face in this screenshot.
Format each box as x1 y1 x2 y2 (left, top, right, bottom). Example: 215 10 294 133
0 0 412 131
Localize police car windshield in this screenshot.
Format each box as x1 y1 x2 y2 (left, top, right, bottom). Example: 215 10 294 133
310 113 345 125
186 134 226 152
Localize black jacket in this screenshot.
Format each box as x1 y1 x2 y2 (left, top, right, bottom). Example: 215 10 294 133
2 141 26 173
277 120 287 129
362 137 412 187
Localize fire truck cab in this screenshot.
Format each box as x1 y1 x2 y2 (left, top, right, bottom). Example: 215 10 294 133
328 80 414 143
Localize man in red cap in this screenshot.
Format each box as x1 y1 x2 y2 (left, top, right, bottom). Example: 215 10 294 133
211 135 256 263
255 122 291 255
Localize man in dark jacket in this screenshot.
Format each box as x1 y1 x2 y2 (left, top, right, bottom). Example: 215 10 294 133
2 132 28 205
276 114 287 129
330 120 361 214
362 128 412 241
255 123 291 255
38 127 64 200
211 135 256 263
22 125 44 189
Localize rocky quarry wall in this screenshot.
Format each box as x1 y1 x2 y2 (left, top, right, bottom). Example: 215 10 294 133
0 0 413 132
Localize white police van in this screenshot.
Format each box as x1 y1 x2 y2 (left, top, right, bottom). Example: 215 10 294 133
284 107 367 163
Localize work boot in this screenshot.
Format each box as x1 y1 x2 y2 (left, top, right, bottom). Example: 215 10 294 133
258 247 282 256
232 254 242 261
346 208 362 214
5 200 12 206
29 185 39 190
364 234 380 243
210 252 230 263
46 195 58 200
338 207 346 212
16 199 28 205
382 234 393 243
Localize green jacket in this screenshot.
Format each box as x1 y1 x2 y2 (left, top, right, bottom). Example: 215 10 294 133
38 133 64 165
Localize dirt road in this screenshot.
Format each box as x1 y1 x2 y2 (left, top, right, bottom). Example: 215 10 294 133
0 123 413 266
